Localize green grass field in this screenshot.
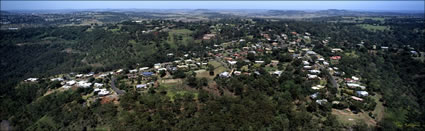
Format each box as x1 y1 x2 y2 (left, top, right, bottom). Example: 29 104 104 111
357 24 390 32
208 60 227 75
167 29 194 49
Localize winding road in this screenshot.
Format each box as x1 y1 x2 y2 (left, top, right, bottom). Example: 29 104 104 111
110 76 125 95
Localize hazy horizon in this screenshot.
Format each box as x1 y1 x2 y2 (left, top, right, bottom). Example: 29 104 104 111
1 1 424 11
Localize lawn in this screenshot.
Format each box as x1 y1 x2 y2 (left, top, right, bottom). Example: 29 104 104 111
164 87 198 102
371 94 385 121
332 109 377 127
357 24 390 32
167 29 194 49
208 60 228 75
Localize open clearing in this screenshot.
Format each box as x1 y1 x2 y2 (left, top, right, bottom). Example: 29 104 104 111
332 109 376 127
167 29 194 48
357 24 390 31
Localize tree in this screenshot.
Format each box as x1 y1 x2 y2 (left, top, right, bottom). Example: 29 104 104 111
208 64 215 76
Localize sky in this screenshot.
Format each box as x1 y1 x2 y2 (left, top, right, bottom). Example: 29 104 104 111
1 1 424 11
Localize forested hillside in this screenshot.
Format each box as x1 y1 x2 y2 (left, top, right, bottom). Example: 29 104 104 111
0 15 424 130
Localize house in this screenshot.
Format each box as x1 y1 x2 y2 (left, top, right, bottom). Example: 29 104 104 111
351 96 364 101
129 69 138 73
381 46 389 50
306 51 316 55
75 74 84 78
356 91 369 97
304 66 312 69
94 83 104 87
62 85 72 89
25 78 39 82
310 92 319 99
255 61 264 64
347 83 361 88
330 56 341 60
66 80 76 86
323 61 329 66
219 72 230 78
154 63 161 69
116 69 124 73
177 65 189 69
331 48 343 53
228 61 237 65
139 67 149 71
316 99 328 105
98 73 108 78
311 85 325 90
50 77 64 82
309 70 321 74
136 84 147 88
77 81 92 88
233 71 242 76
84 74 93 77
288 49 295 53
95 88 110 96
271 60 279 66
351 76 360 81
142 72 154 77
307 74 318 79
273 71 283 77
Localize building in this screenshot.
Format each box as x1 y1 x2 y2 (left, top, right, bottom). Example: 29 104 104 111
307 74 318 79
219 72 230 78
142 72 154 77
94 88 110 96
330 56 341 60
77 81 92 88
356 91 369 97
331 48 343 53
136 84 147 88
25 78 39 82
316 99 328 105
66 80 76 86
94 83 104 87
273 71 283 77
311 85 325 90
309 70 321 74
351 96 364 101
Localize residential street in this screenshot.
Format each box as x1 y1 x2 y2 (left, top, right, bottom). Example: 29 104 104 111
110 76 125 95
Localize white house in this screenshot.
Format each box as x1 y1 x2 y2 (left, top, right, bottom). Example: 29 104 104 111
255 61 264 64
129 69 138 73
26 78 39 82
94 83 104 87
316 99 328 105
77 81 92 88
309 70 321 74
66 80 76 86
228 61 237 65
219 72 230 78
356 91 369 97
308 74 318 79
50 77 64 82
136 84 147 88
139 67 149 71
304 66 312 69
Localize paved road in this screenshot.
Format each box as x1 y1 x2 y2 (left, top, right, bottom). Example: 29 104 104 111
110 76 125 95
319 65 339 89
